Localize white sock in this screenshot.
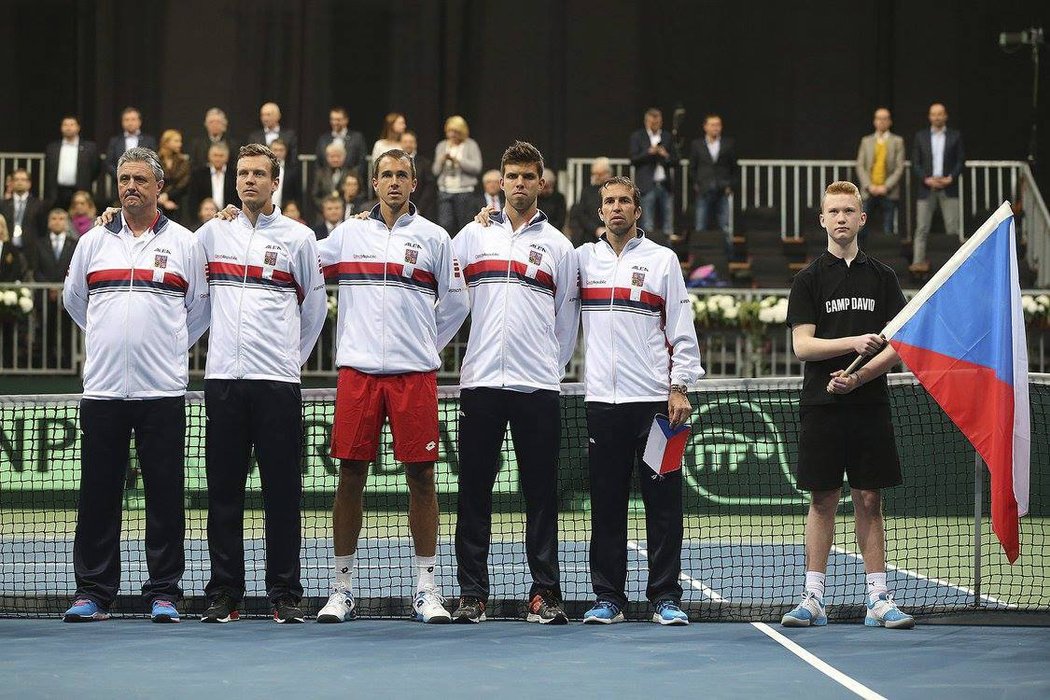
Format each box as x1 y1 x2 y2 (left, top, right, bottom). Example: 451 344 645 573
804 571 826 598
334 554 354 593
867 571 888 600
416 555 437 592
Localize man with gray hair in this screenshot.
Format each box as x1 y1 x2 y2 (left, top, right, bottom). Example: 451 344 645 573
312 140 350 211
61 147 211 623
189 107 239 169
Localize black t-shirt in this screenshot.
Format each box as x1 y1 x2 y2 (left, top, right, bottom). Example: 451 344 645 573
787 251 906 405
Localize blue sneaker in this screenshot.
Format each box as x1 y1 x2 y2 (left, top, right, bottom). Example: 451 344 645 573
781 591 827 627
582 600 624 625
652 600 689 626
63 598 110 622
865 593 915 629
151 600 181 623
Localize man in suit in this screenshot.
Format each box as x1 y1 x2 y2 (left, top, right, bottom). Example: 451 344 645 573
270 139 301 211
104 107 158 180
45 116 100 210
314 106 367 182
855 108 905 239
34 208 78 367
689 114 737 253
537 168 567 230
475 170 504 214
188 143 239 217
189 108 239 169
313 194 344 241
312 142 352 211
1 168 45 272
568 157 614 247
911 103 965 271
339 174 373 219
249 102 299 164
629 108 677 240
401 131 436 218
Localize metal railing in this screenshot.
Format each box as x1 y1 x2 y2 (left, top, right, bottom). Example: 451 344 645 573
566 157 1050 285
5 284 1049 379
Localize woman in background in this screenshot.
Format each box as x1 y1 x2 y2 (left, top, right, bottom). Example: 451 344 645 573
433 115 482 234
371 112 407 163
69 191 97 235
157 129 191 223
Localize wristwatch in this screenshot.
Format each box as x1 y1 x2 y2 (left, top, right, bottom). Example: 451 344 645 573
670 384 688 396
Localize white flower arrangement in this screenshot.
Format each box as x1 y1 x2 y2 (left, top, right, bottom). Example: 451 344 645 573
1021 294 1050 328
689 293 788 329
0 285 33 321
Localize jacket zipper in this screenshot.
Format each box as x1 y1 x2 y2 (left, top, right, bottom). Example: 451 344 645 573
122 229 156 397
235 220 257 379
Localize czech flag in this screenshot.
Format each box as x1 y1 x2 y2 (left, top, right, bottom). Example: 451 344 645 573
882 202 1030 562
643 415 691 476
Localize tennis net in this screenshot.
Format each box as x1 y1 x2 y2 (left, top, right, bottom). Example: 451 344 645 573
1 374 1047 621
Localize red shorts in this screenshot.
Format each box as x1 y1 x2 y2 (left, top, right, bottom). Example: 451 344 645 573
331 367 439 463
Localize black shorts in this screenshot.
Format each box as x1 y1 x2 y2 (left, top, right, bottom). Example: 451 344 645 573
795 403 902 491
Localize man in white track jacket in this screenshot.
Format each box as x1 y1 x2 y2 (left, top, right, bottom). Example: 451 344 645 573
315 148 469 624
576 176 703 627
448 141 579 625
62 147 210 624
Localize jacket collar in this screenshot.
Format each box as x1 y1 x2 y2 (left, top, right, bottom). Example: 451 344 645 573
369 202 418 229
104 210 166 236
599 229 646 254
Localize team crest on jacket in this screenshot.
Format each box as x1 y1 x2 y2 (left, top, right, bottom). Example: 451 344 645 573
631 271 645 287
264 251 278 266
528 250 543 266
154 254 168 269
404 248 418 264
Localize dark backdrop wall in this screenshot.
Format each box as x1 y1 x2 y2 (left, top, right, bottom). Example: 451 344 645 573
1 0 1047 188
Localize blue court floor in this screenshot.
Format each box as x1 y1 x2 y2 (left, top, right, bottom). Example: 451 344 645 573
1 618 1048 699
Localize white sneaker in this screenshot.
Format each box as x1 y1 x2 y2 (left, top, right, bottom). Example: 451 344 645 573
316 589 356 623
412 585 451 624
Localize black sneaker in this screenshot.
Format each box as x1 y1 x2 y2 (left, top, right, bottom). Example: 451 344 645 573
452 596 486 624
273 597 305 624
201 593 240 623
526 590 568 625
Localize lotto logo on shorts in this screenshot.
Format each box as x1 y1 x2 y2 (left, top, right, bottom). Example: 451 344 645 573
154 254 167 269
404 249 418 264
631 272 645 287
425 441 436 451
264 251 278 266
528 250 543 266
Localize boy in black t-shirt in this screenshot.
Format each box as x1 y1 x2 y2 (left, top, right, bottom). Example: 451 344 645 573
782 181 914 629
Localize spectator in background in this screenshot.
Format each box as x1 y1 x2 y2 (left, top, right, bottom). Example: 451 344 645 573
371 112 407 163
312 142 351 212
689 114 736 253
271 139 301 210
0 217 27 282
910 103 965 272
568 157 613 247
249 102 298 163
401 131 435 217
315 106 367 182
313 194 344 241
475 170 504 213
283 200 306 225
537 168 566 231
69 191 97 235
434 115 482 234
340 174 372 219
34 208 79 367
189 143 238 216
189 108 238 169
195 198 219 231
104 107 158 180
1 168 44 271
629 108 677 241
3 174 12 199
856 108 905 239
45 116 100 210
157 130 191 224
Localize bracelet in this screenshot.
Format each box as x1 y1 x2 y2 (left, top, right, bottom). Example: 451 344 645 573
670 384 689 396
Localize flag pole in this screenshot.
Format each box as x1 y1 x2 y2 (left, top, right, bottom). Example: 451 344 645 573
974 451 984 608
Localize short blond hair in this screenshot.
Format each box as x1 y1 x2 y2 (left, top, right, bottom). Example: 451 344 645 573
444 115 469 138
820 180 862 211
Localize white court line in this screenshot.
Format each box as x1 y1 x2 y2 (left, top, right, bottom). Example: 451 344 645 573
627 540 726 602
751 622 887 700
830 545 1016 608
